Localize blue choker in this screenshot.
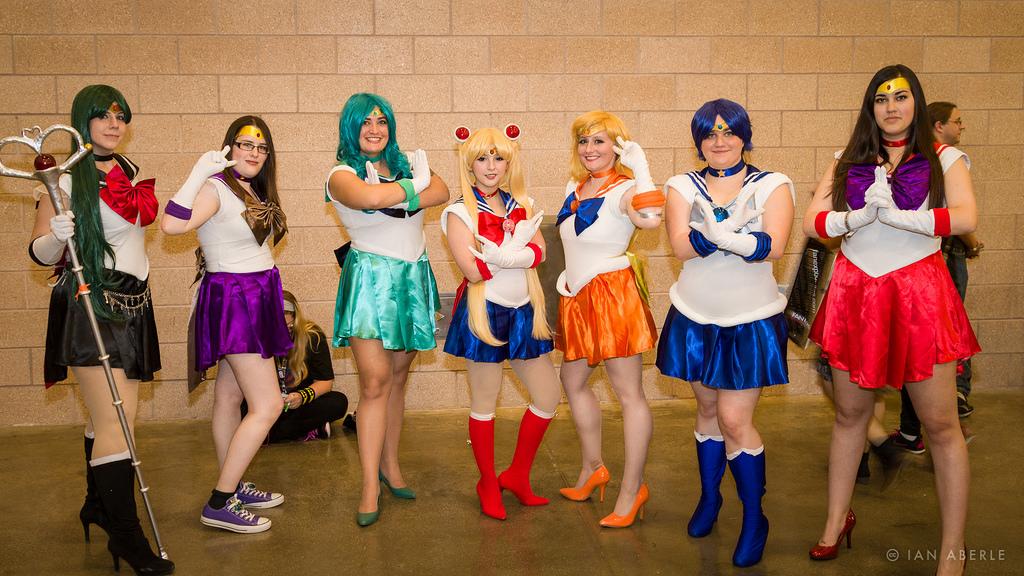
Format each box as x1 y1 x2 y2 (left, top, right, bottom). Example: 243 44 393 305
702 159 746 178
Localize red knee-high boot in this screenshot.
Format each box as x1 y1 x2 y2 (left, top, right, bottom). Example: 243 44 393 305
469 416 506 520
498 407 552 506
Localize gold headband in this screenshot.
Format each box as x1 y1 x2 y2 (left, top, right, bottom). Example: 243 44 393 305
712 120 730 132
109 102 124 114
368 106 384 118
876 77 911 95
236 125 264 139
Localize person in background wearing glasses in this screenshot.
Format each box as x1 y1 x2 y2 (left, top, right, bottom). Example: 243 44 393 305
891 101 981 455
162 116 292 534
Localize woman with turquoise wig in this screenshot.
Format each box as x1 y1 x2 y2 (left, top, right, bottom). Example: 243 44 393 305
326 93 450 526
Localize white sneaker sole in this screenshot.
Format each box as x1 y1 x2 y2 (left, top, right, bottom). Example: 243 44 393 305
201 515 272 533
240 494 284 509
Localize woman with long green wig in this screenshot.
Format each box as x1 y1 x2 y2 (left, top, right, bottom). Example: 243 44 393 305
28 84 172 574
325 92 450 526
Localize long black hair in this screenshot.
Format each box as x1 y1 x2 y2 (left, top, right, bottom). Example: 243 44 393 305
832 65 943 211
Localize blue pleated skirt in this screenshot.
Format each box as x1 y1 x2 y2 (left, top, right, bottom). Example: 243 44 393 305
655 306 789 390
443 297 553 363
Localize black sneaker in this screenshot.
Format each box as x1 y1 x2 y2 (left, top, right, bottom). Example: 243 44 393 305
957 392 974 418
342 413 357 433
889 430 926 454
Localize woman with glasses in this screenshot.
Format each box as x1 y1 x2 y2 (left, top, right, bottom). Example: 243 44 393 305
162 115 292 534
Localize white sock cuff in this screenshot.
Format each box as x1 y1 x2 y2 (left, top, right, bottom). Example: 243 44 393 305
84 430 95 439
694 430 724 443
528 404 556 419
469 411 495 422
89 450 131 467
727 445 765 460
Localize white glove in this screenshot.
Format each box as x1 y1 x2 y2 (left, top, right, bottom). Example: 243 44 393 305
408 149 431 194
364 161 381 185
171 146 236 209
507 212 544 251
689 196 758 257
719 187 764 232
50 212 75 242
824 166 888 236
469 235 537 269
613 137 655 192
879 206 938 236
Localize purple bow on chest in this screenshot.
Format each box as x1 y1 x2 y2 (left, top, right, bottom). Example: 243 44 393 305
846 154 930 210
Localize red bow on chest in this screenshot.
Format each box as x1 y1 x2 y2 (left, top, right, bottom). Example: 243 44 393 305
477 206 526 244
99 165 158 227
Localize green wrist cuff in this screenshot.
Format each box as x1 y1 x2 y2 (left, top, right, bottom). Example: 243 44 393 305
407 192 421 212
397 179 416 203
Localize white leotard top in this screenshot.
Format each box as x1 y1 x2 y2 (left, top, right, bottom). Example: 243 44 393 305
556 179 637 297
441 197 531 308
40 166 150 281
840 145 969 278
325 164 426 263
196 177 275 273
664 170 795 327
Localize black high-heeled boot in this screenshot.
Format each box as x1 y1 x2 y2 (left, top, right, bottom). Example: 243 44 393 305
81 436 109 542
93 458 174 575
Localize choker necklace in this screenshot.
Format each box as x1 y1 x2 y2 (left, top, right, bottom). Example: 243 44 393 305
365 154 383 162
589 167 617 179
882 137 909 148
93 153 114 162
232 169 251 183
475 187 500 199
703 159 745 178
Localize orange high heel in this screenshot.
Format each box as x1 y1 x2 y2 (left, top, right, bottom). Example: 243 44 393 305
599 484 649 528
559 465 611 502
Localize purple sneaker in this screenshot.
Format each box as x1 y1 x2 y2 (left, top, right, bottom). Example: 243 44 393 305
201 496 271 533
235 481 284 509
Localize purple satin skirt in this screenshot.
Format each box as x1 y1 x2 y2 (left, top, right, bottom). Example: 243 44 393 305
194 267 293 373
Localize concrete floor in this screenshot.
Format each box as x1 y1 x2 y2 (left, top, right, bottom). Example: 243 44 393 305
1 390 1020 576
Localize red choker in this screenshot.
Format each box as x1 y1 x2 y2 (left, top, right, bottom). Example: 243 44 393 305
882 137 909 148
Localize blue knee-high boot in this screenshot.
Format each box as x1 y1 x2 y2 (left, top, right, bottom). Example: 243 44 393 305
728 449 769 567
688 432 726 537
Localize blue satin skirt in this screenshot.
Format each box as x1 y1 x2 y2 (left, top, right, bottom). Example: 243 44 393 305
656 307 788 390
444 297 553 363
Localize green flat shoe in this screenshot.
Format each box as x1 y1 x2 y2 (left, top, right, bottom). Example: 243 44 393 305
379 470 416 500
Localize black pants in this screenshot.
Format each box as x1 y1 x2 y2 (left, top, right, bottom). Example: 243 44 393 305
242 391 349 443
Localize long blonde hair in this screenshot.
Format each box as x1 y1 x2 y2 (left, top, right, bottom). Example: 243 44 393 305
283 290 323 384
568 110 636 183
457 127 550 346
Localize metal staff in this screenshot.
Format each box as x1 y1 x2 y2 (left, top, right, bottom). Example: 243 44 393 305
0 125 169 560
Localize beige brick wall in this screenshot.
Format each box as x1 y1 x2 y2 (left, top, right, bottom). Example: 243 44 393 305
1 1 1021 425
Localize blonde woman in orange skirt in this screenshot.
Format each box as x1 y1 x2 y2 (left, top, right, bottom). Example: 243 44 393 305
555 111 666 527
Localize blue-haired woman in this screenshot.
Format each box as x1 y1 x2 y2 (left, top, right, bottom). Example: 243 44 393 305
29 85 172 574
657 99 795 567
325 93 449 526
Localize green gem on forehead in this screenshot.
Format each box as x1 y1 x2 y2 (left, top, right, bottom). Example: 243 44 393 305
716 123 727 130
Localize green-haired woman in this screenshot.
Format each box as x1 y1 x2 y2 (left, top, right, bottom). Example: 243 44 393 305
325 93 449 526
29 84 172 574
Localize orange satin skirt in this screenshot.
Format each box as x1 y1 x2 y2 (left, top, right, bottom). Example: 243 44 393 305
556 267 657 365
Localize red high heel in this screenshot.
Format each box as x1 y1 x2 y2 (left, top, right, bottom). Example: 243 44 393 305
809 509 856 561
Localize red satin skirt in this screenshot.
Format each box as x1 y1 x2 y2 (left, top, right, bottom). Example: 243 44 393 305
810 251 980 390
557 267 657 365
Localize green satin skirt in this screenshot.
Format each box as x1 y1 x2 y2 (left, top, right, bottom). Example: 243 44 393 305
332 247 440 351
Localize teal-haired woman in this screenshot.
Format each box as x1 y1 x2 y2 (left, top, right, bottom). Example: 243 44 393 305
28 85 172 574
325 93 450 525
